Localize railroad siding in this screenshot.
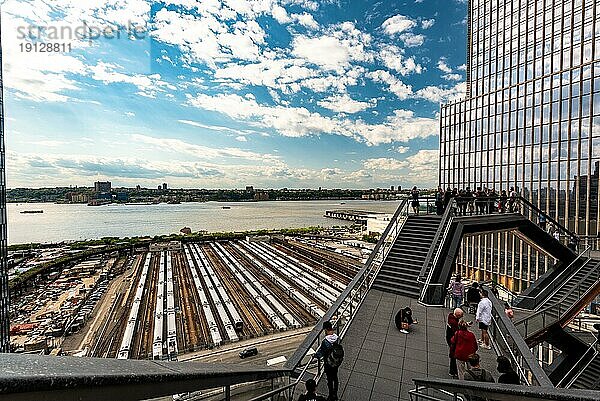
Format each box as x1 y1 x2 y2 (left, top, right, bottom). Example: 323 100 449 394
106 239 358 359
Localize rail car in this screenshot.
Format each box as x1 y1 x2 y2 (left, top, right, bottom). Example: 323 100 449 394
266 243 346 292
233 242 326 319
153 252 166 360
165 252 178 358
116 253 151 360
196 245 244 334
191 244 240 342
184 245 223 347
249 242 339 308
213 242 296 331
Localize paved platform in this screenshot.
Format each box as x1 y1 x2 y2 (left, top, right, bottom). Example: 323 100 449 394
318 289 496 401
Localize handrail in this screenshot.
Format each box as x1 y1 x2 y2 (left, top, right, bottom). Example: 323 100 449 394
419 198 456 280
410 378 600 401
517 195 579 243
0 354 288 401
251 198 412 400
513 246 592 309
286 197 409 368
418 201 457 305
484 285 554 386
559 337 600 388
515 259 600 340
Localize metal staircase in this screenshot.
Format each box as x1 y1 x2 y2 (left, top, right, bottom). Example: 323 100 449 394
571 354 600 390
514 257 600 346
372 215 442 297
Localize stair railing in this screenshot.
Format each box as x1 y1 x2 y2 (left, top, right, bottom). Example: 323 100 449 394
559 337 600 388
515 262 600 342
418 198 457 282
408 378 600 401
249 198 411 401
418 200 457 305
484 286 553 387
513 246 592 310
517 196 579 245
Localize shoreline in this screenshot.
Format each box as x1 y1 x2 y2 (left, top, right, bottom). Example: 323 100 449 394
8 198 404 205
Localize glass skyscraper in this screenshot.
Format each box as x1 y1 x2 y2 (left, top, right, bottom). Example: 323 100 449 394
440 0 600 291
0 10 9 352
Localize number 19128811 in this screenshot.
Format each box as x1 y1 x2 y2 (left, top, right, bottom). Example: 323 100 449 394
19 42 72 53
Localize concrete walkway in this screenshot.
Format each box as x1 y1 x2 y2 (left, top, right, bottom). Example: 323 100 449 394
318 289 496 401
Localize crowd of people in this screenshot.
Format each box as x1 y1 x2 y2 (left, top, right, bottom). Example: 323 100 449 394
303 278 520 400
434 186 521 216
445 276 521 390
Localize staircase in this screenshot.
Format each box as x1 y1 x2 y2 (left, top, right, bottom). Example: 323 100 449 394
515 258 600 345
536 258 600 312
372 215 442 298
571 355 600 390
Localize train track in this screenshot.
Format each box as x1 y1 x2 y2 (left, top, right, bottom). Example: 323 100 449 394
204 244 272 338
272 242 351 286
132 253 157 359
84 240 362 359
173 251 201 352
90 255 141 357
225 242 316 326
188 247 230 346
278 239 360 279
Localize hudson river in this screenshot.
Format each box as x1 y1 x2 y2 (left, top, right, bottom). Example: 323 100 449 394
7 200 400 245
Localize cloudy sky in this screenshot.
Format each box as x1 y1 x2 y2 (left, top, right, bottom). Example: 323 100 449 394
2 0 467 189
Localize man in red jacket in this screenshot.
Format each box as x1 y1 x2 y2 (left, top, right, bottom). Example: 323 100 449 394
446 308 464 378
450 320 478 379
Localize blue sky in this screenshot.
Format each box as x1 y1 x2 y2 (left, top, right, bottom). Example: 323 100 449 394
2 0 467 189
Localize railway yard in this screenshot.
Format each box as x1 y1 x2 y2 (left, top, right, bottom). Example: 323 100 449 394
10 238 362 361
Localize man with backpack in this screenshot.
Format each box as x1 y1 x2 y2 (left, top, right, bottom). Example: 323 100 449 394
315 321 343 401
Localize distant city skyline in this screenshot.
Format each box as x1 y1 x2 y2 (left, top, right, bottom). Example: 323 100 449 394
3 0 467 189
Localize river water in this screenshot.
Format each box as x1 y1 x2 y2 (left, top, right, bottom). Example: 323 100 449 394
7 200 400 245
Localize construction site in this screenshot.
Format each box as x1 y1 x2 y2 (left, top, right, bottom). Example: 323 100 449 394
10 237 363 361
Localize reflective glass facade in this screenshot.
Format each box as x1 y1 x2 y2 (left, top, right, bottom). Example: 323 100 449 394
0 13 8 352
440 0 600 290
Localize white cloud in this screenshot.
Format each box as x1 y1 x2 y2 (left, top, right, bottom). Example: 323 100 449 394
396 146 409 154
406 149 439 184
421 19 435 29
399 32 425 47
368 70 413 100
291 23 372 71
378 45 422 76
292 36 349 71
318 94 375 114
272 4 292 24
89 62 175 97
187 93 437 145
442 73 463 81
214 58 315 92
416 82 466 103
381 15 416 35
235 136 248 142
363 158 408 170
437 58 453 73
131 133 280 162
293 13 319 29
